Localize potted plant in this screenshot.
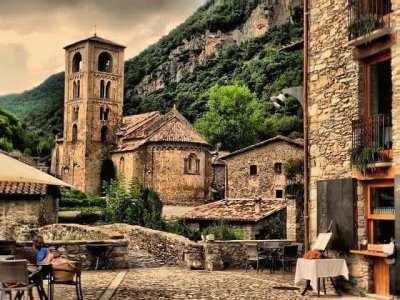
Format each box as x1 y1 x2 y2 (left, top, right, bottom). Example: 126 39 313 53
349 145 377 175
348 13 383 39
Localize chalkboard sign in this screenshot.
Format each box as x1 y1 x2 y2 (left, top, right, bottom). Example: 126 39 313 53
317 178 356 252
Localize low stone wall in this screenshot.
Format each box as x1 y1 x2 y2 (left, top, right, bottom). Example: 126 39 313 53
101 224 204 269
17 224 130 269
201 240 294 270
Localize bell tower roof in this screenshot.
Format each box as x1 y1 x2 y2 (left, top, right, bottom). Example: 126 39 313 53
64 35 126 50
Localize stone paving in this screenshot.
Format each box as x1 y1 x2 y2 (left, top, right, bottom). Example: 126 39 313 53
37 248 371 300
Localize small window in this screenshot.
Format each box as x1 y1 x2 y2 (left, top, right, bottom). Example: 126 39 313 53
250 165 257 176
276 190 283 199
106 81 111 99
184 153 200 175
274 162 282 174
72 124 78 142
119 157 125 174
100 80 105 98
101 126 108 142
98 52 112 73
73 107 79 121
72 52 82 73
100 107 110 121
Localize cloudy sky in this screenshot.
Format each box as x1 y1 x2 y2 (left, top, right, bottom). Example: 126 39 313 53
0 0 206 96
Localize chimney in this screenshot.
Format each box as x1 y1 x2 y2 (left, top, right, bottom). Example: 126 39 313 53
254 197 262 214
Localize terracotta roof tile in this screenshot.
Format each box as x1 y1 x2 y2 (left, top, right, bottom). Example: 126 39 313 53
0 182 47 196
64 35 126 49
113 107 209 153
221 135 303 160
184 199 287 222
148 118 208 144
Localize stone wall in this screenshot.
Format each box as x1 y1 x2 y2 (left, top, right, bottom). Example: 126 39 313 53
211 162 225 199
32 224 129 269
201 240 294 270
0 198 41 240
306 0 400 293
0 193 58 241
224 140 302 199
101 224 204 269
112 143 212 206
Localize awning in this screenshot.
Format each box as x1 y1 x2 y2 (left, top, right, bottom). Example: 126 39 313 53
0 152 72 187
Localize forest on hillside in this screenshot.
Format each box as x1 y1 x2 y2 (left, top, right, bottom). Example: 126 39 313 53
0 0 303 156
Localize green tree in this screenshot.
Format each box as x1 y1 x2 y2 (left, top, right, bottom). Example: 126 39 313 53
195 84 265 151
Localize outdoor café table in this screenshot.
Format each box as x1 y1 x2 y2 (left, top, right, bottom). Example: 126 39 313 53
87 243 116 271
295 258 349 297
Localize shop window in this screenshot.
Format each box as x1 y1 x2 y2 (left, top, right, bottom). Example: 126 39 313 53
276 190 283 199
250 165 257 176
274 162 282 174
367 181 395 244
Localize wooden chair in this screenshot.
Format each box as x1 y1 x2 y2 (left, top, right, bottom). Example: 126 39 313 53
48 260 83 300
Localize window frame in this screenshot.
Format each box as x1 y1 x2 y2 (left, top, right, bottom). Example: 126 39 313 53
365 180 394 243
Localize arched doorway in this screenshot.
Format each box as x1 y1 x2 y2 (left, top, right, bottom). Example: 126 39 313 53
100 159 116 191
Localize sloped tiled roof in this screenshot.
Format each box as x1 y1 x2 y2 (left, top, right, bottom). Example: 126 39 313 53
221 135 304 160
64 35 126 49
113 107 209 153
0 182 47 196
184 199 287 222
148 118 208 144
118 111 162 139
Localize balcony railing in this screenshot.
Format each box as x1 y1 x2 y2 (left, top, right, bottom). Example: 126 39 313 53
352 114 392 159
348 0 391 40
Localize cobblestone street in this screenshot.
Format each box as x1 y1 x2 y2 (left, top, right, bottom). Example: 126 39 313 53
39 249 369 300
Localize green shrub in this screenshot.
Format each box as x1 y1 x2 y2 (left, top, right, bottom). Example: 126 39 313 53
165 218 201 241
201 220 244 240
103 176 165 230
256 210 286 240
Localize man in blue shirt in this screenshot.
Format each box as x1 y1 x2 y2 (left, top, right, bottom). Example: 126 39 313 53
32 235 49 264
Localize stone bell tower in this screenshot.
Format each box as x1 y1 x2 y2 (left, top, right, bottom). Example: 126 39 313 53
62 35 125 193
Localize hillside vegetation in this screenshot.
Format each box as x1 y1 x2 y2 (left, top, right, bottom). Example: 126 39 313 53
0 0 303 155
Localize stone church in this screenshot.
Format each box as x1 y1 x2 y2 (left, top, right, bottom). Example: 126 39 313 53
51 35 211 205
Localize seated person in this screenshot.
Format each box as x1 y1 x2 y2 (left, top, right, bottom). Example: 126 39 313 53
32 235 49 264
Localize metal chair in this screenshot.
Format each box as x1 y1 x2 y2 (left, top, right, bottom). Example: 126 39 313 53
291 242 304 257
48 260 83 300
0 260 35 300
276 245 298 274
0 241 16 256
245 244 268 273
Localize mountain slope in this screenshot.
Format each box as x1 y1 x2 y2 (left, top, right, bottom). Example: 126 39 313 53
0 0 303 153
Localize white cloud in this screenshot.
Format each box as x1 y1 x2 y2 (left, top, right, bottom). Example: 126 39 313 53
0 0 206 95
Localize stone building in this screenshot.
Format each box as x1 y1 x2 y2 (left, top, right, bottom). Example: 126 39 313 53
184 198 288 239
222 135 303 199
51 35 211 205
0 182 59 240
306 0 400 296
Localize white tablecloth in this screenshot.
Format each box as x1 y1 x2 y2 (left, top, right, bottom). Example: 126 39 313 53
294 258 349 291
